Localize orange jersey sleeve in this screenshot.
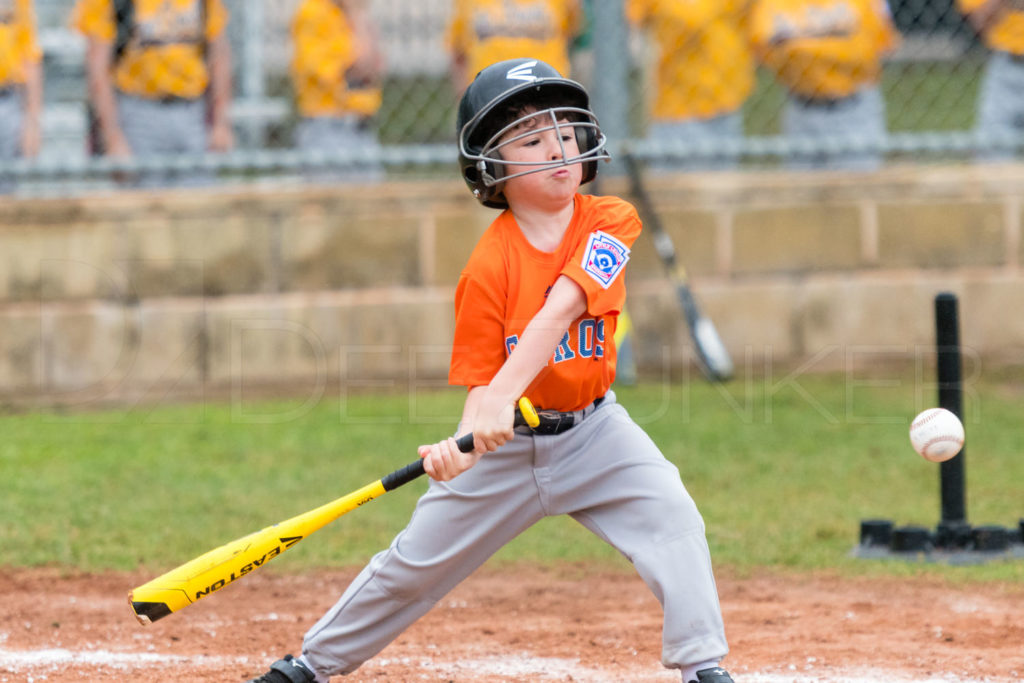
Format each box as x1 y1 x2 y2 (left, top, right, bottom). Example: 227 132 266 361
449 194 641 412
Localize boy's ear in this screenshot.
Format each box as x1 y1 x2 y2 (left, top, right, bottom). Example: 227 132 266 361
576 126 597 157
487 149 504 183
575 125 600 186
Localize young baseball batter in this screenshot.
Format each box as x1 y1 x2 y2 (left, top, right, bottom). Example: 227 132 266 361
246 58 734 683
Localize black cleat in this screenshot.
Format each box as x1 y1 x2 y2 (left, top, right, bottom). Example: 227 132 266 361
245 654 316 683
692 667 736 683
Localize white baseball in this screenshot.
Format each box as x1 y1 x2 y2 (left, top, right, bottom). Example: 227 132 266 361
909 408 964 463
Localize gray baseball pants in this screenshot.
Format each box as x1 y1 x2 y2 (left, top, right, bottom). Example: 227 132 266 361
782 84 886 170
0 89 23 193
647 111 744 171
116 92 210 187
976 51 1024 161
301 390 728 679
296 115 383 183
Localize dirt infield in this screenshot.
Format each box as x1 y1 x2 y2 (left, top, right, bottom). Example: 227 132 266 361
1 565 1021 682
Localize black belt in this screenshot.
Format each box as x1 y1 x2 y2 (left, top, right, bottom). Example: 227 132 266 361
530 396 605 435
155 95 198 104
1007 51 1024 64
793 92 859 109
118 91 198 105
0 86 17 97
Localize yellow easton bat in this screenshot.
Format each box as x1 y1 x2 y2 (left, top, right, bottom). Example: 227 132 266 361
129 397 540 625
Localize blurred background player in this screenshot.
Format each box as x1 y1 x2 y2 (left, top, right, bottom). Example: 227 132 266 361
958 0 1024 160
73 0 234 186
290 0 384 181
0 0 43 192
749 0 899 170
627 0 755 170
447 0 583 92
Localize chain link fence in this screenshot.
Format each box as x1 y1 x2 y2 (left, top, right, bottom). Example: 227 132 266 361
1 0 1017 193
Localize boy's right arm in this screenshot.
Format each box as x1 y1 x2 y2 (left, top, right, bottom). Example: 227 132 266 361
419 275 587 481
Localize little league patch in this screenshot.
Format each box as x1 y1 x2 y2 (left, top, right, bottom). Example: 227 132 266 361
582 231 630 289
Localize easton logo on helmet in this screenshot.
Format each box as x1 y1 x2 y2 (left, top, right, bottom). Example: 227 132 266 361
506 60 539 82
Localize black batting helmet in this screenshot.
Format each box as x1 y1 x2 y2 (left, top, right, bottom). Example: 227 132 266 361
456 58 609 209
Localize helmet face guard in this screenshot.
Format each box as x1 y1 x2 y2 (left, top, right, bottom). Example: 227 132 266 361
456 58 610 208
459 106 609 194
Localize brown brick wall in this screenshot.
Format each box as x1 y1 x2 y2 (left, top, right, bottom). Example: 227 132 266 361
2 163 1023 403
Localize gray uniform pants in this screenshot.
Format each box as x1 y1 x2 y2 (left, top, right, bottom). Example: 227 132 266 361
301 391 728 678
647 111 744 171
296 116 383 183
782 85 886 170
976 51 1024 161
0 89 23 193
116 93 210 187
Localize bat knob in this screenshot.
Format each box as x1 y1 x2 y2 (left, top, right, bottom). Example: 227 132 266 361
128 591 171 625
517 397 540 428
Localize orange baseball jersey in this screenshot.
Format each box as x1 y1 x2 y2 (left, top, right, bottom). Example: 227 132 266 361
448 0 582 87
291 0 382 118
0 0 42 87
957 0 1024 55
72 0 228 99
748 0 898 99
449 193 641 412
627 0 755 121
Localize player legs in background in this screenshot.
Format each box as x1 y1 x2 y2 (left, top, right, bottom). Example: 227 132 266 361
0 90 22 193
975 51 1024 161
116 94 211 188
647 113 745 171
782 86 887 171
295 116 383 183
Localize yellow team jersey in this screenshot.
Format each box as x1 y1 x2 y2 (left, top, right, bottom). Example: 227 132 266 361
72 0 228 99
448 0 581 87
0 0 42 87
749 0 898 99
627 0 755 121
957 0 1024 55
290 0 381 118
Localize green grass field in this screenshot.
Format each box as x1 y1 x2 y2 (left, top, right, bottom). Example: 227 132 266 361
2 370 1022 582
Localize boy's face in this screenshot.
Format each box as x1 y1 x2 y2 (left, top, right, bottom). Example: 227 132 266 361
495 106 583 209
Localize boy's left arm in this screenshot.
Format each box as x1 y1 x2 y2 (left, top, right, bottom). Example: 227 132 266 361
418 275 586 481
472 274 587 443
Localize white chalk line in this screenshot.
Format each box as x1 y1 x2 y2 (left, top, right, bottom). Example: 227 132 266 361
0 647 251 671
0 647 1011 682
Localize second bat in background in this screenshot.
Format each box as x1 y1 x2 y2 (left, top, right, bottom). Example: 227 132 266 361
622 152 734 382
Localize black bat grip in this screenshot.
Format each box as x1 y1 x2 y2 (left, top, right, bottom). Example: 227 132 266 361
380 459 426 491
384 403 536 490
379 431 480 491
455 432 475 453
